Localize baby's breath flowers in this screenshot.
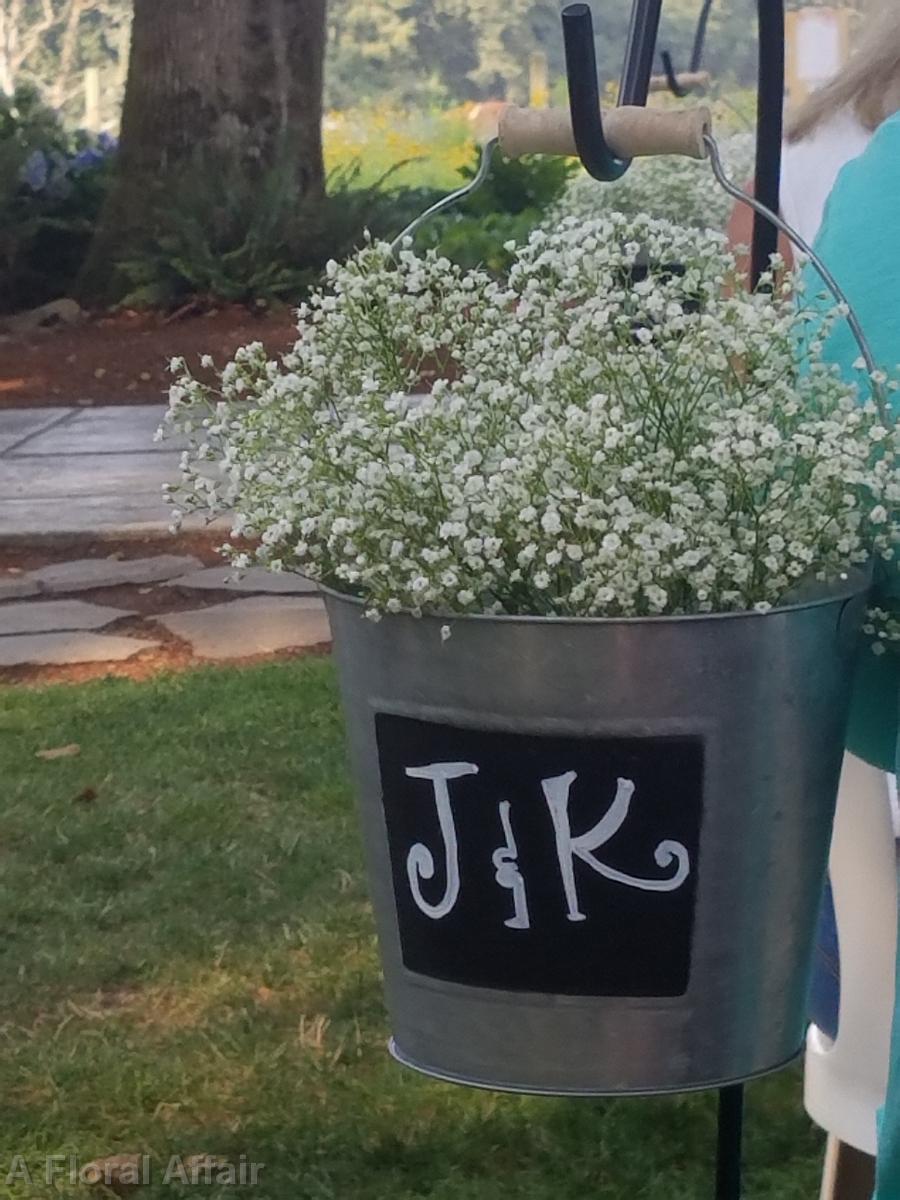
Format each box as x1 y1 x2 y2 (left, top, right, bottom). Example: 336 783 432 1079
864 603 900 656
552 133 756 232
164 212 899 622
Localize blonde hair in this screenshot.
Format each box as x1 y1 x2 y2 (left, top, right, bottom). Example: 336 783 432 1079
788 3 900 142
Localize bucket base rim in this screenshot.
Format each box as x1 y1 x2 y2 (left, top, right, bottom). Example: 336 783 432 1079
388 1038 803 1097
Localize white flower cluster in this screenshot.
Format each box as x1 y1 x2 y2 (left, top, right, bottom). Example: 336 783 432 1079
552 133 756 232
164 211 899 621
865 604 900 656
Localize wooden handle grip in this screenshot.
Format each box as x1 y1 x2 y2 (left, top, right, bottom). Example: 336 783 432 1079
648 70 710 94
498 104 712 161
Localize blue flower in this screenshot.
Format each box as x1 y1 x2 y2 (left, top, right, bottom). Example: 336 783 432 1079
69 136 117 175
45 150 73 199
21 148 48 191
72 147 103 173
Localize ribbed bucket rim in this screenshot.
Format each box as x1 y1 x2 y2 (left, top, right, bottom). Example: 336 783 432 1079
321 566 870 629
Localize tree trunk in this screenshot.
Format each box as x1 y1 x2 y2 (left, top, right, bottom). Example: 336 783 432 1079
77 0 326 304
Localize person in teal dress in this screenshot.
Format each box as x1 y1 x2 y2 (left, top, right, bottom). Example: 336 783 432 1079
802 108 900 1197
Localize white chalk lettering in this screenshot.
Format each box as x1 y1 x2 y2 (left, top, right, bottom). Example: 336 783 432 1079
491 800 531 929
405 762 478 919
543 772 691 922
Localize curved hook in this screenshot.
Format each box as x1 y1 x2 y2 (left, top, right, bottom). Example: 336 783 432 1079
660 50 690 98
562 3 628 182
690 0 715 72
562 0 664 182
659 0 715 98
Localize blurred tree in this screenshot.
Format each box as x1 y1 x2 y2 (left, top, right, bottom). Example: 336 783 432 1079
0 0 129 123
77 0 326 303
325 0 762 108
0 0 56 95
4 2 812 126
328 0 420 102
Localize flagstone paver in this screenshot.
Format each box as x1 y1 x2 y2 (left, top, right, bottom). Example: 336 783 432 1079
0 495 186 538
0 576 41 601
0 404 184 536
156 596 331 660
0 632 160 668
0 551 331 670
0 403 335 669
30 555 203 593
0 452 182 500
0 599 136 637
164 566 318 595
18 406 185 455
0 408 73 455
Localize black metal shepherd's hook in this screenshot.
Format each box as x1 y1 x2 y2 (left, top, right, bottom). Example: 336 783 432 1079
752 0 785 287
689 0 716 73
562 1 662 182
716 1085 744 1200
559 4 787 1195
660 50 691 98
660 0 715 96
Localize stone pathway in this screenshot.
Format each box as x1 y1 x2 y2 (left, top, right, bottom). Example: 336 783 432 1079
0 599 137 636
30 554 201 593
163 566 320 595
0 554 330 671
0 405 197 538
0 631 162 668
158 596 331 660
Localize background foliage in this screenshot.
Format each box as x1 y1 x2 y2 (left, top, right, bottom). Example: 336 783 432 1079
5 0 864 120
0 0 129 128
0 82 113 311
0 0 853 312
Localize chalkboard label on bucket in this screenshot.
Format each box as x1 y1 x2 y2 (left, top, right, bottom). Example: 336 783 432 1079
376 715 704 997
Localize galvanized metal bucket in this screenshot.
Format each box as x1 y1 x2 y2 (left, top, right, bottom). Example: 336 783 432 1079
326 575 868 1096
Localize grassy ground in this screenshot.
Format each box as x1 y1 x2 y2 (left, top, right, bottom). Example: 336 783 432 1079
0 659 824 1198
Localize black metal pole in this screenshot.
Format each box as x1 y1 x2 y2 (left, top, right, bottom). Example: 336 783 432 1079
620 0 664 106
690 0 716 73
751 0 785 287
715 1085 745 1200
660 49 690 97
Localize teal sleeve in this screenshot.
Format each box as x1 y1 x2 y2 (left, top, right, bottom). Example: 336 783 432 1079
804 111 900 406
802 112 900 776
811 113 900 1200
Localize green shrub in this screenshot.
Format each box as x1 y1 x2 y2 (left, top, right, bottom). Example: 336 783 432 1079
114 143 574 309
117 155 446 309
0 85 115 313
456 150 577 217
414 148 576 272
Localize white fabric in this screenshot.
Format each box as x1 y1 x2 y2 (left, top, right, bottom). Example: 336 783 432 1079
804 754 898 1156
780 109 872 246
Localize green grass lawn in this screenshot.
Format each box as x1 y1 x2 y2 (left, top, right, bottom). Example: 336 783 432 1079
0 659 824 1198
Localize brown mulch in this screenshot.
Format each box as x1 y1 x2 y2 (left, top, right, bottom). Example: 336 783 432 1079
0 306 298 409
